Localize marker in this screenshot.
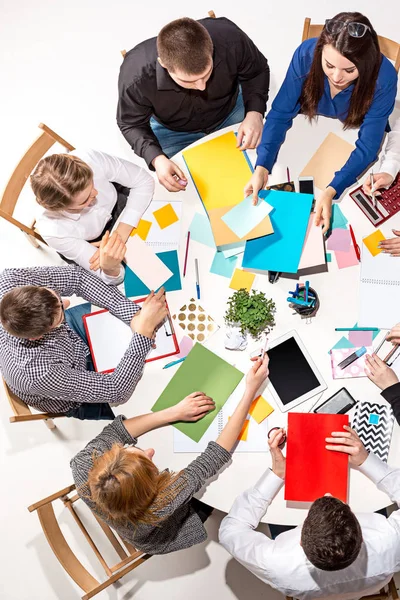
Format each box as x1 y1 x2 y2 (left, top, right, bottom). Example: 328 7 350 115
305 280 309 302
338 346 367 370
349 224 361 261
183 231 190 277
195 258 200 299
335 327 379 332
287 297 314 307
163 357 186 369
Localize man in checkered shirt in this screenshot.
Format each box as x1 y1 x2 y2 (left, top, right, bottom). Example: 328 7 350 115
0 265 167 419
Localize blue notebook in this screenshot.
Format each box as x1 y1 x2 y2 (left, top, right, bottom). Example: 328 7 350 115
242 190 313 273
124 250 182 297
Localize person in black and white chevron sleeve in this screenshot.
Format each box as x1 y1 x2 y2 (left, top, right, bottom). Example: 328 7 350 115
365 322 400 424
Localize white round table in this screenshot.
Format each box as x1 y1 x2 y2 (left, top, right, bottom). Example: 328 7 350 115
129 119 400 525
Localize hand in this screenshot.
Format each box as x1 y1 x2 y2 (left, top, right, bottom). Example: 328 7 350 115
363 172 394 195
170 392 216 422
246 354 269 395
387 323 400 345
244 166 269 206
98 231 126 276
152 155 187 193
325 425 368 467
89 241 101 271
365 353 399 390
268 428 286 479
236 112 263 151
315 187 335 234
130 288 168 339
379 230 400 257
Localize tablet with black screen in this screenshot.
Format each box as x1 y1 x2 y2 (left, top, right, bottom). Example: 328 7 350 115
266 330 327 412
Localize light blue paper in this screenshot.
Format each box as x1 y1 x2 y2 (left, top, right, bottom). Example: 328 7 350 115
189 212 216 248
331 204 348 229
222 243 246 258
242 190 313 273
221 195 273 239
210 251 238 278
328 336 355 353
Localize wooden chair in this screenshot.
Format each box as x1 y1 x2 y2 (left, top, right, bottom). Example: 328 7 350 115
0 123 75 246
285 578 399 600
28 484 151 600
302 17 400 72
2 376 63 428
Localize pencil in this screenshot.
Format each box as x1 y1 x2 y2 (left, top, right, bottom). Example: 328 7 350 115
183 231 190 277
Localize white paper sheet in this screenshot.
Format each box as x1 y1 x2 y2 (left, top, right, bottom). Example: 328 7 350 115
125 235 173 290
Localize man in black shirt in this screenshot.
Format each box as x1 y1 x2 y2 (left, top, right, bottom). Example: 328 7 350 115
117 17 269 192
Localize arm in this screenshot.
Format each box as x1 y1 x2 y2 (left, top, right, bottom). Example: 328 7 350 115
379 116 400 180
364 353 400 424
329 72 398 198
381 383 400 425
0 265 137 323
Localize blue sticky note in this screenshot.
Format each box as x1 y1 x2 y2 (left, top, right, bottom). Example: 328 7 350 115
125 250 182 297
331 204 348 229
221 195 273 239
242 190 313 273
210 251 238 278
369 413 380 425
189 213 216 248
328 336 355 353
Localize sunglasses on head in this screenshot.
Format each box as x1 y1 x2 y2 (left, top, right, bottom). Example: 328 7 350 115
325 19 372 38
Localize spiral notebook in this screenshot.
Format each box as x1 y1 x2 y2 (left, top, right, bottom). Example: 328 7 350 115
135 200 183 251
358 243 400 329
352 401 394 462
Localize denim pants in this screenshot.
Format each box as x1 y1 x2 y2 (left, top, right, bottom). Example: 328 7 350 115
150 89 245 158
64 303 115 421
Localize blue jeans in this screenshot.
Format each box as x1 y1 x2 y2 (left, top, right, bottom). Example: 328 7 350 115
150 89 245 158
64 303 115 421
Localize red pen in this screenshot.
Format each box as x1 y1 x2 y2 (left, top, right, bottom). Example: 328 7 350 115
183 231 190 277
349 224 361 261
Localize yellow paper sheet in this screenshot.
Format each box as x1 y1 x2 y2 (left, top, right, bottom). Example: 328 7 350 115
131 219 152 240
238 419 250 441
153 203 179 229
249 395 274 424
300 133 354 191
363 230 385 257
183 131 252 211
229 269 255 292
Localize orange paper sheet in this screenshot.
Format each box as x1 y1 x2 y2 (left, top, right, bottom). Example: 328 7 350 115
229 269 255 292
249 395 274 424
131 219 152 240
153 203 179 229
363 230 385 257
300 133 354 191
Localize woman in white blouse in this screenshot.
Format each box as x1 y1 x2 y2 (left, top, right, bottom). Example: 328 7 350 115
32 148 155 284
363 117 400 256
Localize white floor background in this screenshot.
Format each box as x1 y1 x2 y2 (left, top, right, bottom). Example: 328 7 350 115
0 1 399 599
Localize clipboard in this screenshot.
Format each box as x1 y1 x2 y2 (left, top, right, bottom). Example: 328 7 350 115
82 298 179 373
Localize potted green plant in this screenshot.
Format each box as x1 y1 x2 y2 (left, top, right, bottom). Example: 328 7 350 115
224 288 276 348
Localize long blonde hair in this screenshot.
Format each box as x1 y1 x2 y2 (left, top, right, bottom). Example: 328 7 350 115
86 444 186 527
31 153 93 211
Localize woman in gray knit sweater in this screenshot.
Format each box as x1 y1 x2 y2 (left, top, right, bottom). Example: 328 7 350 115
71 354 269 555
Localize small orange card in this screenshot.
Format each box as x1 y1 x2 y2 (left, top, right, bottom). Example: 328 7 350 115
249 395 274 424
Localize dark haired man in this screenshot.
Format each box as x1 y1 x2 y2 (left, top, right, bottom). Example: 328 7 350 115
0 266 167 419
117 16 269 192
220 427 400 599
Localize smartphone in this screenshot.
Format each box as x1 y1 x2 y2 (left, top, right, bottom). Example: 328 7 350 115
298 176 314 197
313 387 356 415
375 337 399 364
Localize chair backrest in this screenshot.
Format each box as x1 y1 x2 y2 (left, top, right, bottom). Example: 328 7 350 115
302 17 400 72
28 484 150 600
2 376 61 427
0 123 75 242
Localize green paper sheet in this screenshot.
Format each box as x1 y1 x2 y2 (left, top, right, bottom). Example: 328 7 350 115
151 343 244 442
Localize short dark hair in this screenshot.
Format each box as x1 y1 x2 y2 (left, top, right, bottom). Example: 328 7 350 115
157 18 213 75
0 286 60 338
301 496 362 571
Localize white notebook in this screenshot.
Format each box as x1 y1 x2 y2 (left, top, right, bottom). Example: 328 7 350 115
173 384 271 453
358 244 400 330
142 200 183 251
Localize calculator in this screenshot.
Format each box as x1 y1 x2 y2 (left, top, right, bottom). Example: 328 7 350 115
349 173 400 226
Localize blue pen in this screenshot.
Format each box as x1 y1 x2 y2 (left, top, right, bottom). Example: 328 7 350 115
338 346 367 370
195 258 200 300
305 280 309 302
163 357 186 369
287 297 314 307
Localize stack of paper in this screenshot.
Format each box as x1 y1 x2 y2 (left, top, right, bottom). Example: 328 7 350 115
281 213 326 279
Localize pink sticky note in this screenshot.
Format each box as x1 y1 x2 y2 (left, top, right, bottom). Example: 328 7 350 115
348 330 373 347
335 246 359 269
327 228 352 252
176 336 193 359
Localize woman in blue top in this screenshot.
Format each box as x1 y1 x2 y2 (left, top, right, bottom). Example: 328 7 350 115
245 12 398 232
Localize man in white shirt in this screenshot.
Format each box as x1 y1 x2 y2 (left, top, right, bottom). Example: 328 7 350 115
33 148 155 284
363 117 400 257
219 427 400 600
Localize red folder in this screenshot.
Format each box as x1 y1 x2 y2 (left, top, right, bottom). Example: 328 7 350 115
284 413 349 502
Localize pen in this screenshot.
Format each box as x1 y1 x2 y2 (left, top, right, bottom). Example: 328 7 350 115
286 167 290 183
348 224 361 261
335 327 379 332
163 357 186 369
261 336 269 360
183 231 190 277
370 171 377 209
195 258 200 299
338 346 367 370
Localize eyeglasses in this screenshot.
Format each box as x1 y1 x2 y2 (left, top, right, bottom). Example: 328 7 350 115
325 19 372 38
